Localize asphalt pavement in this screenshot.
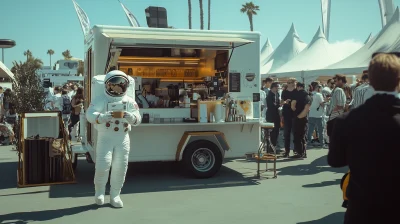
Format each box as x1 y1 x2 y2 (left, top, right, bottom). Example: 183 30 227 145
0 145 347 224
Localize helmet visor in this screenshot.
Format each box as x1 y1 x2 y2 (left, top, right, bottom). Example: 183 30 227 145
105 76 129 97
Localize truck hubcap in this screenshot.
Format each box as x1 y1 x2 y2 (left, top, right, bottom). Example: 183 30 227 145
191 148 215 172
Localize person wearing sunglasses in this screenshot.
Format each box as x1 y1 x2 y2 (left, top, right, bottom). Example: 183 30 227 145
280 78 297 157
290 82 311 158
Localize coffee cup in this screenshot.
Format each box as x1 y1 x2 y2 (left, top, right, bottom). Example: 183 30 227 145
112 111 124 118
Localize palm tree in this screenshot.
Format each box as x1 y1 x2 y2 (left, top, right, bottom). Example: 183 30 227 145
47 49 54 67
208 0 211 30
199 0 204 29
10 57 44 114
188 0 192 29
23 50 32 61
240 2 260 31
27 56 43 70
62 50 73 60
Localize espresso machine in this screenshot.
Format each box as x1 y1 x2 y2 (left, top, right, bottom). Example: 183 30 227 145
167 84 179 108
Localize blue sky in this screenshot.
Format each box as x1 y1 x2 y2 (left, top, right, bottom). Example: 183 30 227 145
0 0 399 68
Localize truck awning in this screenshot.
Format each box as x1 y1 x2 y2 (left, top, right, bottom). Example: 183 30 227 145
103 32 254 49
0 61 15 80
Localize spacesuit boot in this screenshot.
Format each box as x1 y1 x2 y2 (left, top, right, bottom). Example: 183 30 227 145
95 186 106 205
110 189 124 208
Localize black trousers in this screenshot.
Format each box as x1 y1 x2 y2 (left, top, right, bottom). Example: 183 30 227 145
344 200 395 224
68 114 80 138
293 117 308 155
283 115 294 152
266 117 280 146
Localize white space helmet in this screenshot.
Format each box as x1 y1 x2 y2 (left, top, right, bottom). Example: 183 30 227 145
104 70 130 97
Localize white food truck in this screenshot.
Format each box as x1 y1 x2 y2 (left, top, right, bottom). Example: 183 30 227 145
72 25 261 178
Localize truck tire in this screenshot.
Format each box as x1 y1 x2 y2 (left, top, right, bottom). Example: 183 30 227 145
182 140 223 178
72 153 78 171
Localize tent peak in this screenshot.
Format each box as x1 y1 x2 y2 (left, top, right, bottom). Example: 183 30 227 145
289 23 297 34
261 38 273 53
309 26 326 44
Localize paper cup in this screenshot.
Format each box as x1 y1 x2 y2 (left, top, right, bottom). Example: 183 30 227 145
112 111 124 118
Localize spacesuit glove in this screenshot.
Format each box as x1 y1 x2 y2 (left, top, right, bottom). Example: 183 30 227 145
98 112 113 123
124 112 137 124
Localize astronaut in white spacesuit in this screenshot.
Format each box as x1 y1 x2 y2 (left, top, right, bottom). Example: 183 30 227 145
86 70 141 208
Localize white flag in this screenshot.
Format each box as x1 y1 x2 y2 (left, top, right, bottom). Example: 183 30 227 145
378 0 395 27
119 2 141 27
72 0 91 36
320 0 331 41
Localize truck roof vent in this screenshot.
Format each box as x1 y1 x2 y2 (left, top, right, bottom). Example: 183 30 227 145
145 6 168 28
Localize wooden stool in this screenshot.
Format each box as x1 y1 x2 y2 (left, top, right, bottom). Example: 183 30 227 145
254 122 277 178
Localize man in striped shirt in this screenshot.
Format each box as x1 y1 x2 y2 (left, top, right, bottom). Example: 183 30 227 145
351 71 370 108
362 83 375 103
328 74 347 121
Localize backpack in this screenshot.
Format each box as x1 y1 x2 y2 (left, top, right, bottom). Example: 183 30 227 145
62 95 72 114
340 171 350 208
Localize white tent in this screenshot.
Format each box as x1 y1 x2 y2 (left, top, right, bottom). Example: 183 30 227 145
261 23 307 76
325 7 400 70
0 61 15 80
260 38 273 65
271 27 350 75
273 7 400 83
364 33 373 44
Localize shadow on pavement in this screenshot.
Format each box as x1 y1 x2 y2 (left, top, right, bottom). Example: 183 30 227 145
297 212 345 224
0 204 99 224
47 159 259 198
277 155 347 176
302 179 341 188
0 190 49 197
0 161 18 190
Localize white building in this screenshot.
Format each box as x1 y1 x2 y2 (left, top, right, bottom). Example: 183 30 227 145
37 59 84 87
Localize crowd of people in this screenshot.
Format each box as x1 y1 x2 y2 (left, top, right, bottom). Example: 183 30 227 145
328 53 400 223
45 82 85 141
261 52 400 223
260 62 389 159
0 87 17 145
0 82 86 146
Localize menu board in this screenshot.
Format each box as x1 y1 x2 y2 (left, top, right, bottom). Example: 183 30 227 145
229 73 241 92
253 93 260 102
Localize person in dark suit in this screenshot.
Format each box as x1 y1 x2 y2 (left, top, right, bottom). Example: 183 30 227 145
291 82 312 158
266 82 281 148
328 53 400 224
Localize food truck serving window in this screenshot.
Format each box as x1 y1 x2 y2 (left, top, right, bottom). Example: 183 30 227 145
102 32 254 49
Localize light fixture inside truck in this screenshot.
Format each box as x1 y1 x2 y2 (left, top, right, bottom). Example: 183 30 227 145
118 61 180 65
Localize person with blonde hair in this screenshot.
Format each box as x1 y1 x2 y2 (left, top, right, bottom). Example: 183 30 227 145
328 53 400 223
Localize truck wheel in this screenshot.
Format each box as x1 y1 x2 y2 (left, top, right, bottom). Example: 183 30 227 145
72 153 78 171
182 140 223 178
